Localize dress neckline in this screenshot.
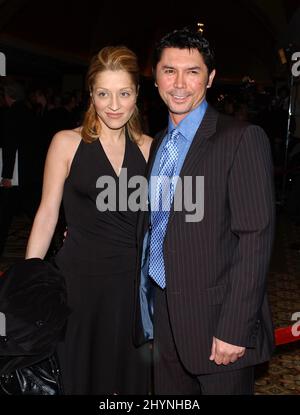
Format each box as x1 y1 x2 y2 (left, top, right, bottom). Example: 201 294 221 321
97 134 127 178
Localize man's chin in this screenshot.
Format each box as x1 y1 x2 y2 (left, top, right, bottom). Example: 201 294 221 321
169 106 191 116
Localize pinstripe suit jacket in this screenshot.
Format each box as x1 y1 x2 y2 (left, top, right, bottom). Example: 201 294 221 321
134 105 276 374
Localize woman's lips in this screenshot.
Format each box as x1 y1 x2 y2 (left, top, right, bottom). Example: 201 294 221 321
106 113 123 118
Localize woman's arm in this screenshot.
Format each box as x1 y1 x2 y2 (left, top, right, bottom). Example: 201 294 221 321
25 131 77 259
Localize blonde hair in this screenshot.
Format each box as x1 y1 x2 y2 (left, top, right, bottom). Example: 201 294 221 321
81 46 142 143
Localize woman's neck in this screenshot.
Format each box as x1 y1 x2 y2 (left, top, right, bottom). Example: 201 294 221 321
99 125 125 144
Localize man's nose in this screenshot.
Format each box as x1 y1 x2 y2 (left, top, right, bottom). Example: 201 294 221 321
174 72 186 89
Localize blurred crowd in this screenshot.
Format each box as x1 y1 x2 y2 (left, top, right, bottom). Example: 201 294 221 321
212 78 300 221
0 80 87 257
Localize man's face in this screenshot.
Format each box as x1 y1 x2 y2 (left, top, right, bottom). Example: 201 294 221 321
155 47 215 124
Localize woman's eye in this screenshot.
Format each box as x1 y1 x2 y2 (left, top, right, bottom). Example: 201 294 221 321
120 91 130 97
97 92 107 97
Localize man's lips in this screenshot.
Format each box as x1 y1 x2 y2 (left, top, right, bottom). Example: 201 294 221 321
170 94 189 102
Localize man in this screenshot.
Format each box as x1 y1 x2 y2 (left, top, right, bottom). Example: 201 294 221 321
134 28 275 395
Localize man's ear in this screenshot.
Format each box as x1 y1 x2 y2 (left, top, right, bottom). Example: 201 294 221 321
207 69 216 88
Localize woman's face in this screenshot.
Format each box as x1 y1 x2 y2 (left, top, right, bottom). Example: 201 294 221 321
91 70 137 131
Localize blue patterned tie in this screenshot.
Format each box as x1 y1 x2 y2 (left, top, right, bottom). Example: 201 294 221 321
148 129 180 288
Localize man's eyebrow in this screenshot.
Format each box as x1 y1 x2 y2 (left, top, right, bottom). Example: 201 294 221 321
187 66 201 70
160 65 202 70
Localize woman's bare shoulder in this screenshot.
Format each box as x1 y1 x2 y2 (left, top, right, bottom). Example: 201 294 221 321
47 129 82 164
53 128 81 143
50 128 82 150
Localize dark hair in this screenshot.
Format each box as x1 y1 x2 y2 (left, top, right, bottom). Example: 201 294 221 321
153 27 215 75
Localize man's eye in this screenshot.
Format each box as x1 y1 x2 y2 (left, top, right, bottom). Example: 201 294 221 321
164 69 174 74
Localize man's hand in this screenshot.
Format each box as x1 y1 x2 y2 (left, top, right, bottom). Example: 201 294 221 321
209 336 245 365
0 178 12 188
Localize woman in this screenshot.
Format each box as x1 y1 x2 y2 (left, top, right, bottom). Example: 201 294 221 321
25 46 152 394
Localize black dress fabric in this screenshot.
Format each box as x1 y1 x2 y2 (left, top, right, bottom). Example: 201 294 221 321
55 134 149 394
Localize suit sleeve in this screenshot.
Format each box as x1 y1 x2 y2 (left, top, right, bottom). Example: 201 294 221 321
214 125 275 347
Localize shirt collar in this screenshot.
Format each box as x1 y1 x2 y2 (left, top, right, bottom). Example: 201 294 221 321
168 99 208 142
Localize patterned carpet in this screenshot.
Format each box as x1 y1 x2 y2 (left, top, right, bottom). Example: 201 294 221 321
0 211 299 395
254 212 300 395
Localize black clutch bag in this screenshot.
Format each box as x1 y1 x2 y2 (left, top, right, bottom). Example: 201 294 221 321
0 258 70 395
0 354 63 395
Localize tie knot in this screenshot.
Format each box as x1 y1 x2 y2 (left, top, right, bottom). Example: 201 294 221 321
169 129 179 142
